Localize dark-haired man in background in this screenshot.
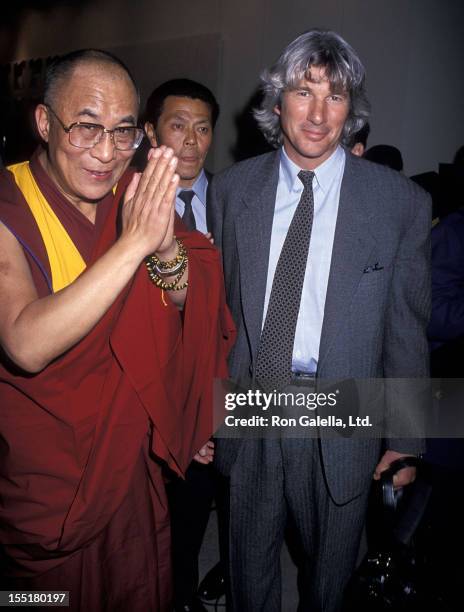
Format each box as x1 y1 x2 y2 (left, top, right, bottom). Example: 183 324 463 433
346 121 370 157
145 78 219 234
145 79 224 612
0 51 233 611
210 29 430 611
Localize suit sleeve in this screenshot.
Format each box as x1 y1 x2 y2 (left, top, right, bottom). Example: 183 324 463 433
383 189 431 455
208 175 224 251
428 216 464 343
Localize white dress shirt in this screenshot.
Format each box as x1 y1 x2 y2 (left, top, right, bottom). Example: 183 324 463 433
262 145 346 373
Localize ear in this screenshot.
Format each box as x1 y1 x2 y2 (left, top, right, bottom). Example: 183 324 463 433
35 104 51 143
273 104 281 117
351 142 365 157
144 122 158 147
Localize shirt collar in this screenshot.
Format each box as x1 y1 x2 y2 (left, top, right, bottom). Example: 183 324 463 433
279 145 345 194
177 169 208 207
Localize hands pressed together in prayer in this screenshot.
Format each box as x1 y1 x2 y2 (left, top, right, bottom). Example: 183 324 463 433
121 145 189 307
121 145 179 261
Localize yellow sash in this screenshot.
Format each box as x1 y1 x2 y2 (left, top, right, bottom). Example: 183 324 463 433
8 162 86 292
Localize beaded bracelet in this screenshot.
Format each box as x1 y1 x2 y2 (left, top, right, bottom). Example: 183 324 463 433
145 238 188 291
145 257 187 289
149 237 187 272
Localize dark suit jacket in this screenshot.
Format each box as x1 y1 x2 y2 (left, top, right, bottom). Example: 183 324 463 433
209 152 431 503
209 149 431 504
429 209 464 354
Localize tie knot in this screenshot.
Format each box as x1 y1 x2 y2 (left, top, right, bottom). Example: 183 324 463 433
179 190 195 205
298 170 314 190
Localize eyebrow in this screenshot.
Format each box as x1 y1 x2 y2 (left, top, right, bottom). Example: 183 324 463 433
76 108 137 125
167 112 211 123
292 84 347 96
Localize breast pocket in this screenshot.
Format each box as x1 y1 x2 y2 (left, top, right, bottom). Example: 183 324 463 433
358 265 391 293
354 267 393 321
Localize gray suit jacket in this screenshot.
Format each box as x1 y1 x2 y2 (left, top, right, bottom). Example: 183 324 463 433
209 149 431 504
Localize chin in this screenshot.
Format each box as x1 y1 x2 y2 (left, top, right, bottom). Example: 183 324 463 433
179 166 201 180
80 185 114 203
302 144 336 161
179 175 200 188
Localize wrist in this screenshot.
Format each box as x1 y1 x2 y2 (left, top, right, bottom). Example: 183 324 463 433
156 239 178 262
113 233 148 268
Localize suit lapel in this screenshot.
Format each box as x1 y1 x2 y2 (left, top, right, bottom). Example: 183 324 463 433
236 152 280 361
318 153 377 373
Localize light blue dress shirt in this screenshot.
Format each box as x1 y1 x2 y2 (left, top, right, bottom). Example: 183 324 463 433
175 169 208 233
262 145 346 374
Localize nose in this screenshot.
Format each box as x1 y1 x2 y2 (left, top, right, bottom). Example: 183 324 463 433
89 131 116 162
184 126 197 146
307 97 326 125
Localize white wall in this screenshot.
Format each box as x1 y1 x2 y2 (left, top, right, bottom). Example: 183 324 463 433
2 0 463 175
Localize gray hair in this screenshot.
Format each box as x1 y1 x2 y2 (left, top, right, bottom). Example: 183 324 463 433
254 29 370 148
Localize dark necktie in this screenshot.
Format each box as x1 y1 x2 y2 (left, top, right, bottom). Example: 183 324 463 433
255 170 315 391
179 190 196 231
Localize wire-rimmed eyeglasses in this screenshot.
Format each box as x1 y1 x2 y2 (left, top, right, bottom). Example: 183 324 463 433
46 105 145 151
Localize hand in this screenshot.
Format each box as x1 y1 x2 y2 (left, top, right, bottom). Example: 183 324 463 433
204 232 215 245
120 146 179 259
193 440 214 465
373 450 416 488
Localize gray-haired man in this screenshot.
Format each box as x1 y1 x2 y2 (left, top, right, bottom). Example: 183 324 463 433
210 29 430 611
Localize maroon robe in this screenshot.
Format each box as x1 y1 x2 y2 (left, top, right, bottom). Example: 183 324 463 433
0 152 235 611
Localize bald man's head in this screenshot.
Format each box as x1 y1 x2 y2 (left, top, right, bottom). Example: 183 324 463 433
35 49 141 209
44 49 140 111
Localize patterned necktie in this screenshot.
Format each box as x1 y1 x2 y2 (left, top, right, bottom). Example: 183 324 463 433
255 170 315 391
179 190 196 231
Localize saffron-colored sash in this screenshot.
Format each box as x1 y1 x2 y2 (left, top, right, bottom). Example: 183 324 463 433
7 161 86 292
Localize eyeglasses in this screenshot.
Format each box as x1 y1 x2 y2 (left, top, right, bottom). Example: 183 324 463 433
46 105 145 151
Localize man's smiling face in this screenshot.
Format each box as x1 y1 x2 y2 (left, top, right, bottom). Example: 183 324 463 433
275 65 350 170
36 61 139 210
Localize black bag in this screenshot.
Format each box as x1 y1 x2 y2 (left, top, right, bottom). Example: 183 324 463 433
343 456 452 611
